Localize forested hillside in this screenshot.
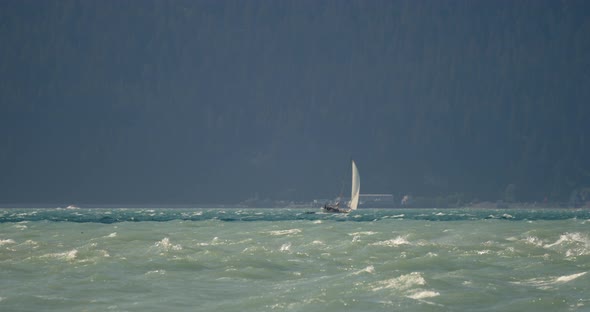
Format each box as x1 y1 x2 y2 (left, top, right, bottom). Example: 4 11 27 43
1 1 589 204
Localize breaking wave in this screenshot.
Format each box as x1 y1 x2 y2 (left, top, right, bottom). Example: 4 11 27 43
268 229 302 236
544 232 590 257
1 207 588 311
511 272 587 290
41 249 78 261
152 237 182 252
371 236 411 247
372 272 426 291
0 238 16 246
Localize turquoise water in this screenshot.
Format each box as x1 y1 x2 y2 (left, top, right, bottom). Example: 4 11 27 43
1 208 589 311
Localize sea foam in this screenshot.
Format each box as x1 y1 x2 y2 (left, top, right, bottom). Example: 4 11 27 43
372 272 426 291
371 236 410 247
544 232 590 256
406 290 440 299
42 249 78 261
268 229 302 236
512 272 587 289
154 237 182 251
1 208 589 312
0 239 16 246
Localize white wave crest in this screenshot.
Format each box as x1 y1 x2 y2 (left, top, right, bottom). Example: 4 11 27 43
349 231 378 236
155 237 182 251
371 236 410 247
280 243 292 252
511 272 587 290
350 231 378 243
523 236 544 246
14 223 28 230
145 270 167 275
555 271 587 283
199 237 219 246
545 232 588 248
42 249 78 261
544 232 590 256
22 240 38 247
353 265 375 275
372 272 425 291
0 239 16 246
406 290 440 300
372 272 440 305
268 229 302 236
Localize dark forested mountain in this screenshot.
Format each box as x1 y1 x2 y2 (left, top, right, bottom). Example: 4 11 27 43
1 0 589 205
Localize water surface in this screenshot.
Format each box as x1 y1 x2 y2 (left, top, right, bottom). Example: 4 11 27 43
1 208 589 311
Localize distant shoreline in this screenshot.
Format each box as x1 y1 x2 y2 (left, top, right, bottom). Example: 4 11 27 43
0 203 588 209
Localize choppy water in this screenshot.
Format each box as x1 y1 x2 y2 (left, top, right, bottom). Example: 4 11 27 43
1 208 589 311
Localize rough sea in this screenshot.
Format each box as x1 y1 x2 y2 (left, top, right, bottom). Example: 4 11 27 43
1 208 589 312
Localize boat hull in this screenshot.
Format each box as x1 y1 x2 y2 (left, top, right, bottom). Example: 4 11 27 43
323 205 350 213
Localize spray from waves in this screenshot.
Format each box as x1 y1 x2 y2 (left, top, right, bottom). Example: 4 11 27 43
508 232 590 258
555 272 587 283
268 229 302 236
0 239 39 258
22 240 38 247
13 222 28 230
544 232 590 257
371 272 441 305
145 270 167 276
349 231 378 243
153 237 182 252
0 239 16 246
511 272 587 290
372 272 426 291
544 232 588 248
522 235 545 247
406 290 441 300
370 235 411 247
280 242 292 252
349 231 379 236
352 265 375 275
41 249 79 261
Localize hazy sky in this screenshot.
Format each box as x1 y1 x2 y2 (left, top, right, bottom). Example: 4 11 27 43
1 1 589 205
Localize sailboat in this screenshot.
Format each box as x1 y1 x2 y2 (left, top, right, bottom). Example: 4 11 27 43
323 160 360 213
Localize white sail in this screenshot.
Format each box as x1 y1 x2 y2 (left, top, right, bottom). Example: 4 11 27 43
349 160 360 210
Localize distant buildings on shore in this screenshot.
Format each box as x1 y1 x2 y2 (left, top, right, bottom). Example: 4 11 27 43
242 193 397 208
239 190 590 208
